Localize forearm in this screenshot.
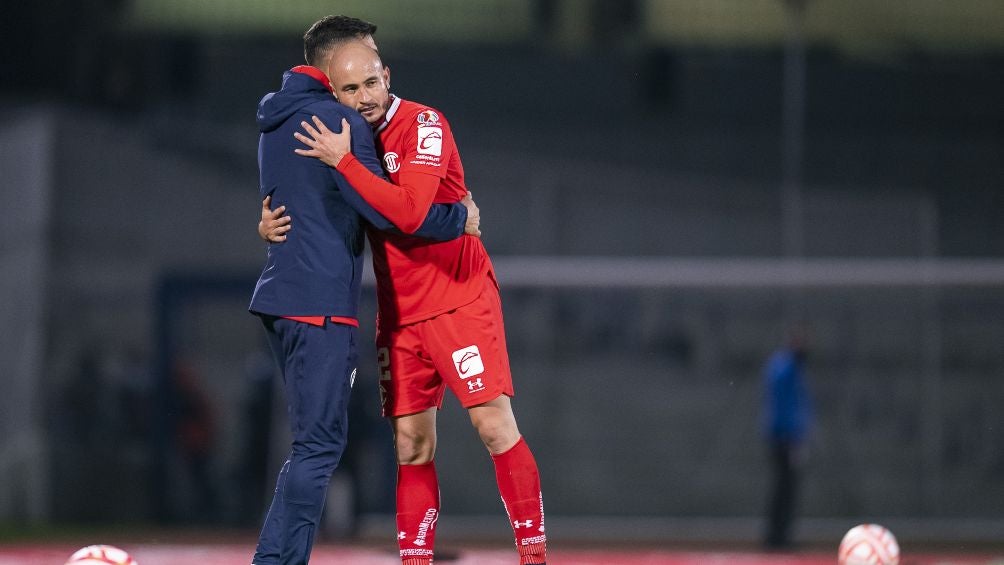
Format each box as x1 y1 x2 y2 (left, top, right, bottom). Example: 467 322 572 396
338 172 464 240
336 154 439 233
412 202 466 241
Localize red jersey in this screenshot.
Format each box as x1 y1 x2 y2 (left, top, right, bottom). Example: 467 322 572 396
336 96 492 328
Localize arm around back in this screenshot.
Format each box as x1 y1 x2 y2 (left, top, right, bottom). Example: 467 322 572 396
311 109 464 241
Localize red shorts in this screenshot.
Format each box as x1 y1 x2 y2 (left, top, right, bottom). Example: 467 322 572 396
376 273 514 417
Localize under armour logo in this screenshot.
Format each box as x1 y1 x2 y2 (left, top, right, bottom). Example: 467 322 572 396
514 519 534 529
398 531 406 540
467 378 484 392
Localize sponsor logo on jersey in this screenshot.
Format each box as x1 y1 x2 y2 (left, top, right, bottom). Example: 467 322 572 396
416 126 443 157
452 345 484 378
383 151 401 173
416 110 439 125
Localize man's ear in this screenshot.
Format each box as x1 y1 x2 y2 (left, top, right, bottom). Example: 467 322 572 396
321 51 337 94
383 65 391 90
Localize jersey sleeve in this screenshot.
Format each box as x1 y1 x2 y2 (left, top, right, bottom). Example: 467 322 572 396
400 110 453 179
334 111 457 233
336 155 441 234
320 110 463 240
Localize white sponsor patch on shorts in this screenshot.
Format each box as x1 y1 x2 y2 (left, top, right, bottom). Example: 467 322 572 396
451 345 484 379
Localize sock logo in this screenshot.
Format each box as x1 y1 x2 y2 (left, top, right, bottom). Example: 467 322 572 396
539 492 546 532
452 345 484 379
514 519 534 529
521 534 548 546
413 508 438 546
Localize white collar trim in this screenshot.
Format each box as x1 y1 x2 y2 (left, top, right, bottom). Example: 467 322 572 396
376 95 402 134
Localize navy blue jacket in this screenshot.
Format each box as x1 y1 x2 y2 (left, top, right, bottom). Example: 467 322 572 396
249 67 467 318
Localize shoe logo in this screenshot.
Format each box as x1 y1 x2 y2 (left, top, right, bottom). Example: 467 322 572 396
451 345 484 378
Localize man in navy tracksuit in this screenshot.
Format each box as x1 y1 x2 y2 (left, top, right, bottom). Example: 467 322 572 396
248 17 473 565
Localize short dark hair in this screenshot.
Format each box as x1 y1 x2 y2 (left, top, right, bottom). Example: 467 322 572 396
303 15 378 66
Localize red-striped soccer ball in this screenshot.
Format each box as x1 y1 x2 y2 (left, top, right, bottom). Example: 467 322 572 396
838 524 900 565
65 545 138 565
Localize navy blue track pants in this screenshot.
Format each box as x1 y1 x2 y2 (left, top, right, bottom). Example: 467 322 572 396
253 316 356 565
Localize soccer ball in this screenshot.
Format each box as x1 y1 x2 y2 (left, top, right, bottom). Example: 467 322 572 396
65 545 139 565
838 524 900 565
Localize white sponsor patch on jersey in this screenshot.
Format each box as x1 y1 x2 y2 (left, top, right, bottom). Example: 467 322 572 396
451 345 484 379
383 152 401 173
416 126 443 157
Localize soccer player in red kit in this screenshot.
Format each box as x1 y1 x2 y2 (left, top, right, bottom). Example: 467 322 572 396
286 42 547 565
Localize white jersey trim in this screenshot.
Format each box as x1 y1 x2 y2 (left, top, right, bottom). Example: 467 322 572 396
376 95 403 134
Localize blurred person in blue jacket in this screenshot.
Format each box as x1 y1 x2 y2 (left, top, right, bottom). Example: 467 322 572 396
762 329 813 549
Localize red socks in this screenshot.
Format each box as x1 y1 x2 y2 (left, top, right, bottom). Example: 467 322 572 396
396 462 440 565
395 440 546 565
492 437 547 565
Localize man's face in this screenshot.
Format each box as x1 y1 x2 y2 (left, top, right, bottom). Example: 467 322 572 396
327 43 391 125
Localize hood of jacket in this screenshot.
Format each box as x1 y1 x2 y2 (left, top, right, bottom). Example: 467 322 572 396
256 66 333 133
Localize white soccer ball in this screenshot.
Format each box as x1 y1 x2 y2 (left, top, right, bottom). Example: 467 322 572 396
838 524 900 565
65 545 139 565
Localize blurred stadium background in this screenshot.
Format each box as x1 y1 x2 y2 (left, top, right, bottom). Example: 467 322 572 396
2 0 1003 559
